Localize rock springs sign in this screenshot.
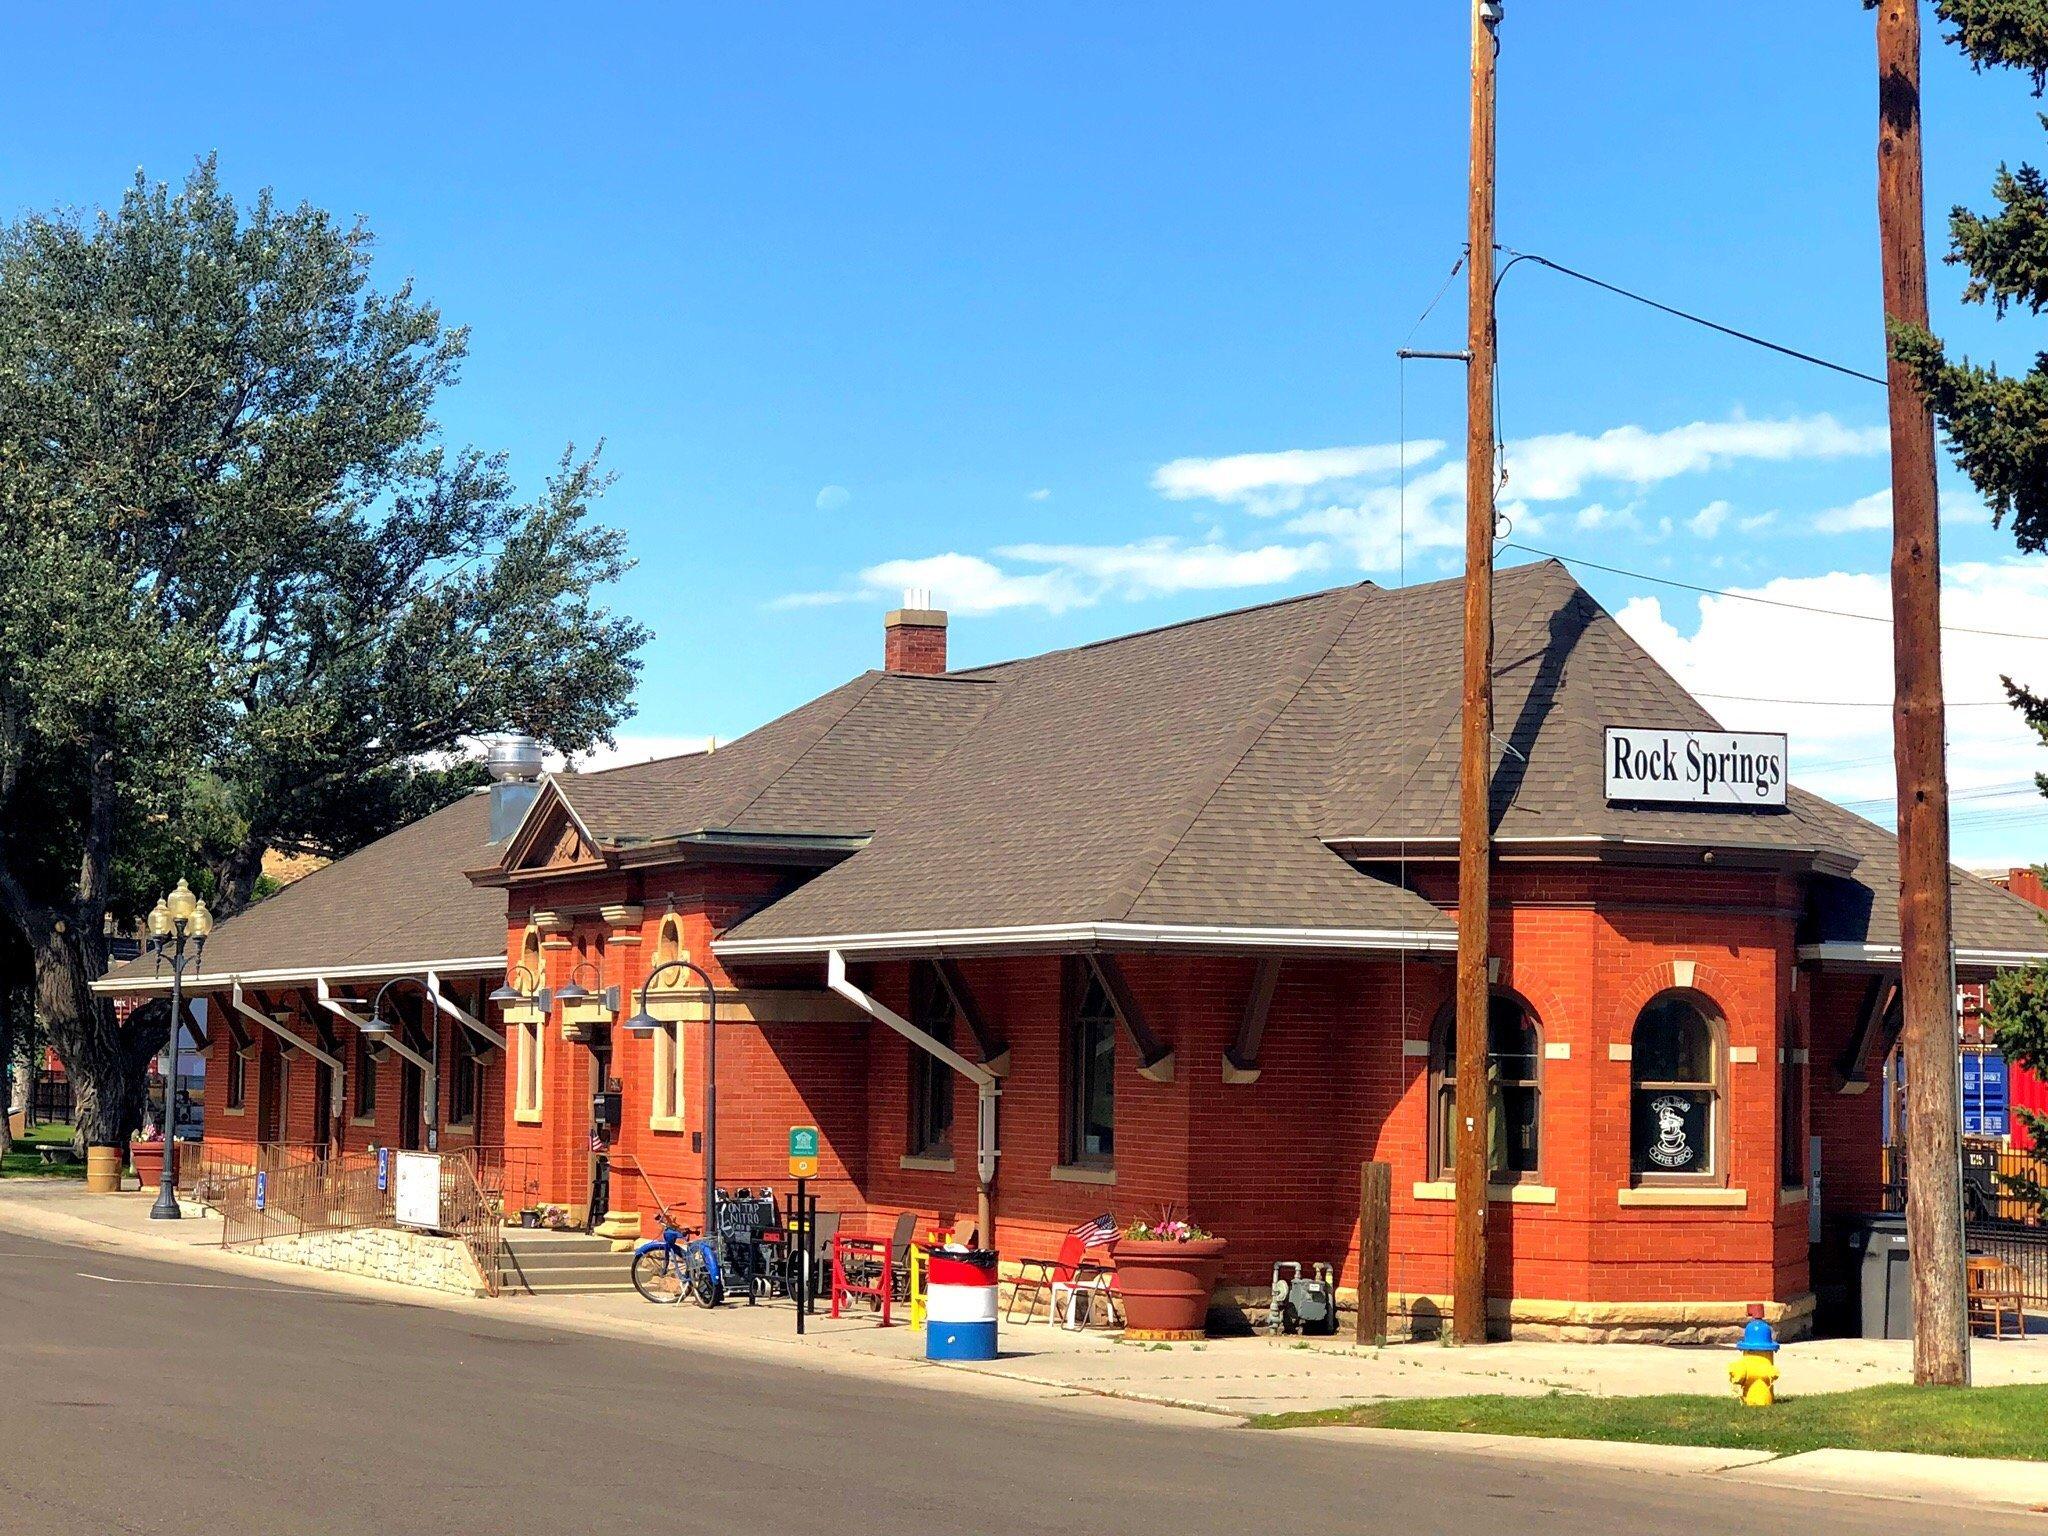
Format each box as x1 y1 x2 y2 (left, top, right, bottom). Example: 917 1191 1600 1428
1604 728 1788 808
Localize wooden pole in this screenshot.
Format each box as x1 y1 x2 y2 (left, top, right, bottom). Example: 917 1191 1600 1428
1452 0 1500 1348
1876 0 1968 1388
1356 1160 1392 1346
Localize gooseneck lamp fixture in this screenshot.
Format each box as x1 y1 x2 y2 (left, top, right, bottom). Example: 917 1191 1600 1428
550 960 619 1015
143 879 214 1221
625 957 719 1232
488 965 552 1015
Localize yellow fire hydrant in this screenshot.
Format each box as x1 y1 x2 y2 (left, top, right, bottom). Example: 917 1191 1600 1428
1727 1306 1780 1408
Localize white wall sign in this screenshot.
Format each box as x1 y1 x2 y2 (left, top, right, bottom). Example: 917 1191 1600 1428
1604 727 1787 808
393 1151 443 1230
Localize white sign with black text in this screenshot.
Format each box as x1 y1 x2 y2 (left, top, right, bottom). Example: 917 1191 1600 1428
1604 727 1788 808
393 1150 443 1230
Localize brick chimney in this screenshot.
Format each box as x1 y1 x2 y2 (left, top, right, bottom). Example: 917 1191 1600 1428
884 588 948 675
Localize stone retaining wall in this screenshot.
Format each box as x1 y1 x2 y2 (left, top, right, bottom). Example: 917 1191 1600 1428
245 1226 486 1296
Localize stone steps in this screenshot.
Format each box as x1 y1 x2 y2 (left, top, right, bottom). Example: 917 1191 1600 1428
497 1228 637 1296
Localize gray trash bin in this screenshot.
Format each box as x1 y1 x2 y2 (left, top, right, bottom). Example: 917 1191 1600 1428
1844 1213 1913 1340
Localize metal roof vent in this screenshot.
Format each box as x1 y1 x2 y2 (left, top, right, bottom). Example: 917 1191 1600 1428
486 734 545 842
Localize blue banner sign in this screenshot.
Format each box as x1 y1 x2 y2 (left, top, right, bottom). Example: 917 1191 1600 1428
376 1147 390 1192
254 1170 267 1211
1964 1051 2010 1138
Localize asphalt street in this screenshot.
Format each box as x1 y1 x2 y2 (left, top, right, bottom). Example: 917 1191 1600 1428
0 1227 2029 1535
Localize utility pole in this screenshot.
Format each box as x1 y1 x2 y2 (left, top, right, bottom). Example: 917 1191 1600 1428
1876 0 1968 1387
1452 0 1501 1348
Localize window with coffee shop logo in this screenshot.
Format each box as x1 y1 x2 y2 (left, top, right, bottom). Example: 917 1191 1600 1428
1630 993 1723 1183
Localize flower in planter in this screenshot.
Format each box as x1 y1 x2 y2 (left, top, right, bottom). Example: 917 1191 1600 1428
1122 1207 1213 1243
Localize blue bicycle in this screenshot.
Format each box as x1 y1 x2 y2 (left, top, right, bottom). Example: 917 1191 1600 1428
630 1211 725 1307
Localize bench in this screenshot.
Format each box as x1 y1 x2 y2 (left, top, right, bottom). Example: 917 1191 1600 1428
36 1144 73 1168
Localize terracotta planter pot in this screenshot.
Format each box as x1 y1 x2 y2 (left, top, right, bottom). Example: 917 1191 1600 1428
1114 1237 1228 1339
130 1142 177 1192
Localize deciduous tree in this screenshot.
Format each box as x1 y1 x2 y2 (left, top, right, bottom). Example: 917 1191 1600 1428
0 161 646 1145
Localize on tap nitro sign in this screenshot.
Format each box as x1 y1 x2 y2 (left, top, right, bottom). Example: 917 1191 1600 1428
1605 727 1788 808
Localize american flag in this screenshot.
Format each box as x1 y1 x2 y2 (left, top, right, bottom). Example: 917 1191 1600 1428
1070 1212 1118 1249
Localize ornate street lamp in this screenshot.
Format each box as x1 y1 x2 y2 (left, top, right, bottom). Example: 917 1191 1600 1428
143 879 213 1220
626 958 719 1233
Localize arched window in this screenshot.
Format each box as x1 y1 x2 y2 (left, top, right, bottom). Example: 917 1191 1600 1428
1429 994 1542 1181
1630 993 1723 1183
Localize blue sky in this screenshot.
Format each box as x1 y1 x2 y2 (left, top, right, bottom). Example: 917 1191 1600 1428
8 3 2048 860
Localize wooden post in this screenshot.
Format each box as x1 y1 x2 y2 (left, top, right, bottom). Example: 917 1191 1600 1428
1356 1161 1392 1347
1876 0 1968 1387
1452 0 1500 1348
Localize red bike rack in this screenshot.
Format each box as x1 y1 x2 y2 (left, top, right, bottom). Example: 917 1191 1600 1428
829 1232 893 1326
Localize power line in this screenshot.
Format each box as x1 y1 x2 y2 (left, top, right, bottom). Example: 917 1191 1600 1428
1494 247 1889 387
1507 541 2048 643
1697 690 2011 708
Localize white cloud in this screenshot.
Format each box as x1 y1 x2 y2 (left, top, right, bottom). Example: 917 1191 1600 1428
816 484 852 512
1503 415 1886 501
1575 502 1640 533
1216 413 1890 574
1813 489 1890 533
1152 443 1440 514
996 538 1329 595
1739 511 1778 533
1615 561 2048 865
1028 487 1052 501
1690 499 1732 538
859 552 1085 615
1811 486 1995 535
778 537 1331 618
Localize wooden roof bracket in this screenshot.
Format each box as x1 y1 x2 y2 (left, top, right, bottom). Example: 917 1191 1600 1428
933 958 1008 1077
231 982 342 1073
1223 958 1281 1085
1087 953 1174 1083
1832 974 1900 1095
427 968 505 1053
829 948 1000 1190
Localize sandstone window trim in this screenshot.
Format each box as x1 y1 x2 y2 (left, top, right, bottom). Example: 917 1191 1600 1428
1629 990 1727 1188
1427 990 1544 1185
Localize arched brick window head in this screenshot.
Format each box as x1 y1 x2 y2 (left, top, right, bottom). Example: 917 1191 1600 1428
1631 993 1724 1185
1430 994 1542 1182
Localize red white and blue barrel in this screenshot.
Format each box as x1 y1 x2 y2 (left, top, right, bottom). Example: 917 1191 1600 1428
924 1248 999 1361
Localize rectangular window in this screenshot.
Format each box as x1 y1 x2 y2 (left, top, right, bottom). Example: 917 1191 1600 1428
650 1023 685 1128
1781 1025 1809 1189
1064 965 1117 1169
448 1033 479 1127
907 964 956 1159
515 1018 543 1122
353 1033 377 1119
226 1044 247 1111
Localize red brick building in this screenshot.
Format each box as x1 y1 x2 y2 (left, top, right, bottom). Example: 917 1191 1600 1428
96 564 2048 1337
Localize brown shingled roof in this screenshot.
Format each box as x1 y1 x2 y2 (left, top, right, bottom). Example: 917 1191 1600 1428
96 791 507 994
717 560 2048 959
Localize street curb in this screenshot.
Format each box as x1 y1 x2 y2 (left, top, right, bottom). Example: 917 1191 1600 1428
1283 1425 2048 1513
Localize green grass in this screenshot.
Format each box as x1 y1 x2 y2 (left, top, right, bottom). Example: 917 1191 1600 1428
0 1123 86 1180
1253 1383 2048 1461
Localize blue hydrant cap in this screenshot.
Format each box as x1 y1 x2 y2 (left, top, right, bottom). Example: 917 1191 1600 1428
1738 1318 1779 1352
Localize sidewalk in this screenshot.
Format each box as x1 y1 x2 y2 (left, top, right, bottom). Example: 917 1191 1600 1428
9 1182 2048 1512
